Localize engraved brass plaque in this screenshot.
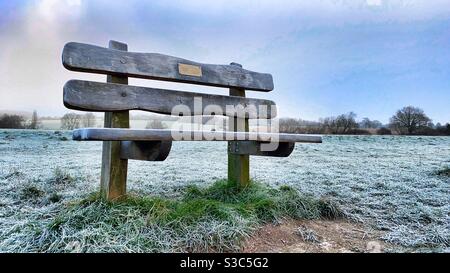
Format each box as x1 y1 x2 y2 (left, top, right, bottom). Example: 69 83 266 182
178 63 202 77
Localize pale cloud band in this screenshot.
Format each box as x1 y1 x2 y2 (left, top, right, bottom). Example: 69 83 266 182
1 0 449 123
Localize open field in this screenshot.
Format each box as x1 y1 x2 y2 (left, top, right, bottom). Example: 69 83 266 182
0 130 449 252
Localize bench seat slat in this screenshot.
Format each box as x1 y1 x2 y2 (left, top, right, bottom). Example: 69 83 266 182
62 42 274 92
64 80 277 119
73 128 322 143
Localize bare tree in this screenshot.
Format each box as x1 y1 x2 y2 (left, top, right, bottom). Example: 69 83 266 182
321 112 358 134
389 106 431 135
82 113 96 127
435 123 450 135
61 113 81 130
28 110 41 129
145 119 166 129
359 118 382 129
0 114 24 129
278 118 322 133
279 118 301 133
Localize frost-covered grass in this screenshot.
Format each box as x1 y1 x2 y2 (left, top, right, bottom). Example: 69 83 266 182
0 130 449 252
0 179 339 252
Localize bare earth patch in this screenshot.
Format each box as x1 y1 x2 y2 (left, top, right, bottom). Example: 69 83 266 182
242 219 389 253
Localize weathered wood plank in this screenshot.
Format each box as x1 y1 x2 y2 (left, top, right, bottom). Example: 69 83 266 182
227 63 250 189
62 42 274 91
120 141 172 161
228 141 295 157
100 40 129 201
72 128 323 143
63 80 277 119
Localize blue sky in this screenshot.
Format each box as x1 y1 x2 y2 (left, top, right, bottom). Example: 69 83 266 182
0 0 449 124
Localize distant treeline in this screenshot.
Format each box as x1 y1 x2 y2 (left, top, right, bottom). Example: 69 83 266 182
279 106 450 136
1 106 449 136
0 110 41 129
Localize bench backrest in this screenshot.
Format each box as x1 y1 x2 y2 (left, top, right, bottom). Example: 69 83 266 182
63 42 274 91
62 41 276 120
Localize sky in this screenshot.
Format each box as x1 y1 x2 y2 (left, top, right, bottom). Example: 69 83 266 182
0 0 449 124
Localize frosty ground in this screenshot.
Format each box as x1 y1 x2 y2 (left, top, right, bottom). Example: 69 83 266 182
0 130 448 252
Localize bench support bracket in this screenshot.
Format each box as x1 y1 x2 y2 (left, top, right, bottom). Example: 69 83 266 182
228 141 295 157
120 141 172 161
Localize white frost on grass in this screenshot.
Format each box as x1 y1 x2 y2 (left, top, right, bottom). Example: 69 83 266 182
0 130 449 252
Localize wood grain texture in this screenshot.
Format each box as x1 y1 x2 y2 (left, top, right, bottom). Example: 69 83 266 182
100 40 129 201
72 128 323 143
228 141 295 157
63 80 277 119
62 42 274 91
227 64 250 189
120 141 172 161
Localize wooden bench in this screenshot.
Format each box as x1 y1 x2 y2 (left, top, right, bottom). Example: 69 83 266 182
62 40 322 200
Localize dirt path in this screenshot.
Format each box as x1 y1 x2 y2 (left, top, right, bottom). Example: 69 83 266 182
242 219 389 253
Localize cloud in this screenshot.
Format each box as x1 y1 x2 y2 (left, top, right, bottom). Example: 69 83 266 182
366 0 382 6
0 0 449 123
36 0 82 21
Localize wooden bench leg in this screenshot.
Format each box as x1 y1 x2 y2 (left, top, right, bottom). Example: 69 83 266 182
228 144 250 189
228 63 250 189
100 40 129 201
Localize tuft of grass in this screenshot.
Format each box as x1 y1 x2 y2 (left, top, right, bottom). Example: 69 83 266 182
436 167 450 177
183 180 342 221
21 185 45 200
48 193 63 203
51 168 75 185
23 180 342 253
